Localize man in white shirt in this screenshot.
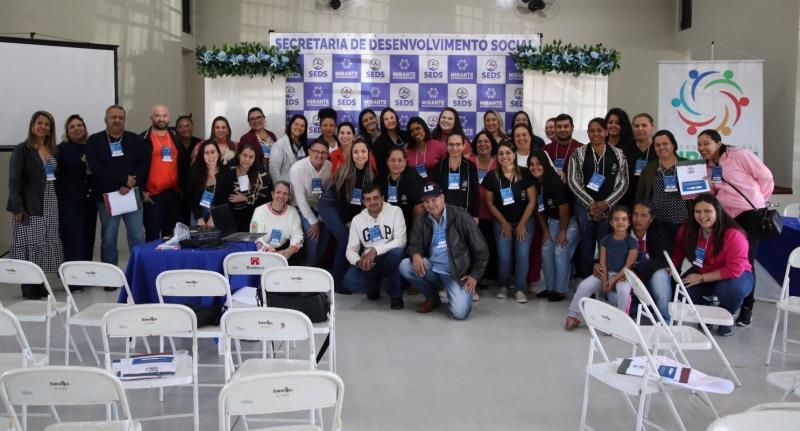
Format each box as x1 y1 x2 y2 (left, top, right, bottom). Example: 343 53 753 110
289 138 332 266
343 183 408 309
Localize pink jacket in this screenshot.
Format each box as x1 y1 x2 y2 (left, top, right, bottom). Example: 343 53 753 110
707 146 773 217
673 225 752 279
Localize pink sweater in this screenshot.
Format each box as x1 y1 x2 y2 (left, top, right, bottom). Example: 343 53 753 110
406 140 448 174
672 225 752 279
707 146 773 217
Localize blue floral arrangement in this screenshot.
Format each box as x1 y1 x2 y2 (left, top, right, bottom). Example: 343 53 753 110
195 42 301 79
511 39 620 77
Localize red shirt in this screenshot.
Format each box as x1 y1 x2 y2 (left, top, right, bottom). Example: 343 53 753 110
543 139 583 173
146 130 179 195
406 140 447 177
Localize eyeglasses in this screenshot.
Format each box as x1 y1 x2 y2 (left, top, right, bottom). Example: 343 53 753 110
309 149 329 156
248 115 265 122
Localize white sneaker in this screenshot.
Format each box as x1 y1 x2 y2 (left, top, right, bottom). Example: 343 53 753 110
472 292 480 302
515 290 528 303
438 289 448 302
496 286 509 299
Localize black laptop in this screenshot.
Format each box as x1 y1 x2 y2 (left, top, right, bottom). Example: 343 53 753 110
210 204 265 242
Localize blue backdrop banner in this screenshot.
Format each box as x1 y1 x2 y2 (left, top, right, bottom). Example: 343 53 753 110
269 33 541 139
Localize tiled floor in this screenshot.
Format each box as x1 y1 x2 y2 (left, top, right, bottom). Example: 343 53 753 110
1 262 798 430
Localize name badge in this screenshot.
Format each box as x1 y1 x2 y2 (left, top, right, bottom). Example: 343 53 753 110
387 185 398 203
269 228 282 246
448 172 460 190
44 163 56 181
369 225 383 242
635 159 647 176
110 140 123 157
554 158 565 172
199 190 214 208
311 177 323 194
587 172 605 192
663 175 677 192
537 193 544 212
351 188 363 205
711 165 722 183
500 187 515 206
237 175 250 192
693 247 706 268
160 147 172 162
433 228 447 249
416 164 428 178
261 143 271 158
478 170 488 184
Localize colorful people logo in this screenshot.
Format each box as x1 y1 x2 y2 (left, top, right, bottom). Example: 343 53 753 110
671 69 750 136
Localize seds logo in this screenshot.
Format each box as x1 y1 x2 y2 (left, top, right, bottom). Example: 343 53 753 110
482 58 502 79
395 86 414 107
427 115 438 128
337 86 356 106
367 58 385 78
312 58 324 70
309 57 327 78
424 58 443 79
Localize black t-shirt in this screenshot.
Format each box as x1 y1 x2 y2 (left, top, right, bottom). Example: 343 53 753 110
623 142 657 205
433 158 479 217
378 167 423 229
483 168 535 223
539 171 571 220
336 167 369 223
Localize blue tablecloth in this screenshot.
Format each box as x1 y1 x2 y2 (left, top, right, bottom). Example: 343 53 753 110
757 217 800 296
120 240 258 305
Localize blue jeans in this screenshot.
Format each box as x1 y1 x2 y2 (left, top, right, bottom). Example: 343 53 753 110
299 210 329 267
344 248 406 298
318 190 349 288
493 218 535 292
574 202 609 278
648 269 673 322
398 258 472 320
541 217 579 294
96 201 145 266
686 271 754 317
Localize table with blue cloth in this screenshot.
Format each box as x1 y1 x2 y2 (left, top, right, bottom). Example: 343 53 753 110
120 240 259 306
757 217 800 296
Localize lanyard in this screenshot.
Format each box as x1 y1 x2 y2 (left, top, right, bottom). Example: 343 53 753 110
591 146 606 175
555 141 573 162
106 131 121 145
291 139 304 159
387 172 401 188
418 142 427 165
152 131 171 149
698 231 711 252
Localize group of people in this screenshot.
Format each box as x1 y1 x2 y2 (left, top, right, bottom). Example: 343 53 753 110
7 104 774 332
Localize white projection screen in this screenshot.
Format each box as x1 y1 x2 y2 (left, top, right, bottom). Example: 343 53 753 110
0 37 117 150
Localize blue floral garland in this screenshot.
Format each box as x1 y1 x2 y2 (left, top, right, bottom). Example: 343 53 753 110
196 42 301 79
511 39 621 77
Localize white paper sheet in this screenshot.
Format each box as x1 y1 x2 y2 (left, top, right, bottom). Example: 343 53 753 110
676 162 711 197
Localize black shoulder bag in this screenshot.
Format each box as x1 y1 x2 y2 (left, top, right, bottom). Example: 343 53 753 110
722 178 782 238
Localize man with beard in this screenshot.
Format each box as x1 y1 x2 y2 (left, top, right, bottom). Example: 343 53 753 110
543 113 583 181
140 104 180 241
87 104 147 273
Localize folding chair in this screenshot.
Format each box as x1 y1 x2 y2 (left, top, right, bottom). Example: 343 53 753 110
58 261 151 366
766 247 800 365
155 269 231 357
766 370 800 401
261 266 336 372
218 370 344 431
221 307 316 382
578 297 689 431
0 366 141 431
0 259 78 363
101 304 198 431
663 251 742 386
223 251 288 307
625 268 719 418
706 403 800 430
782 203 800 218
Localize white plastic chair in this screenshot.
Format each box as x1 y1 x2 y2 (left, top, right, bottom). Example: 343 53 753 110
221 308 316 381
765 370 800 401
58 261 150 366
101 304 198 431
261 266 337 372
579 297 691 431
625 269 719 418
782 203 800 218
663 251 742 386
706 403 800 430
218 370 344 431
223 251 288 307
0 366 141 431
766 247 800 365
0 259 77 363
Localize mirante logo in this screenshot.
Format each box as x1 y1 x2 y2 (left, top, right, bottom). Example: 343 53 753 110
369 87 382 98
427 87 439 98
312 58 324 70
312 86 324 98
456 59 469 71
398 58 410 70
484 88 497 99
341 57 352 69
273 386 293 394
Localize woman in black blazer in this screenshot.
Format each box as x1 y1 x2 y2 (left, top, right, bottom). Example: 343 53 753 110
189 140 234 226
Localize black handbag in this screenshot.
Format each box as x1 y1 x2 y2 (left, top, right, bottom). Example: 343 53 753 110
722 178 782 238
255 290 330 323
